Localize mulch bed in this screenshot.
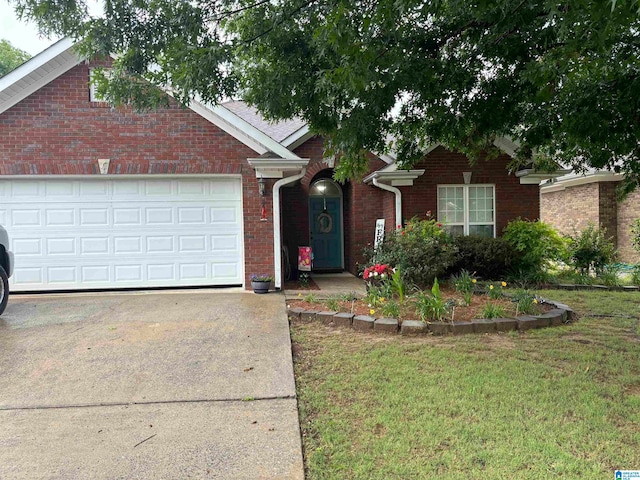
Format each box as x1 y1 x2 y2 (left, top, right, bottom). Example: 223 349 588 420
287 287 552 323
283 277 321 291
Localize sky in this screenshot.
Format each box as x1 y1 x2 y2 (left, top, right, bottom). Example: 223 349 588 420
1 0 102 56
0 1 59 55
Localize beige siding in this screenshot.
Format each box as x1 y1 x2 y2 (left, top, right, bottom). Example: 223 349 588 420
617 191 640 263
540 183 599 235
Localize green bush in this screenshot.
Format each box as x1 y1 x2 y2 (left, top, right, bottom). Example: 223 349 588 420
631 265 640 286
565 223 617 275
449 235 516 280
414 278 449 321
632 219 640 255
370 217 458 287
502 219 565 280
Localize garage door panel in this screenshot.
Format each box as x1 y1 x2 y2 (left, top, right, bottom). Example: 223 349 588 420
3 178 244 291
45 181 75 196
12 209 41 227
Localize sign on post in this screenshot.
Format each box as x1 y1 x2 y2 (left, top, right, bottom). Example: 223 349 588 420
374 219 385 249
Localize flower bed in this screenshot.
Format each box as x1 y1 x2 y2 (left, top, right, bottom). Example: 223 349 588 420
288 286 549 322
287 280 576 335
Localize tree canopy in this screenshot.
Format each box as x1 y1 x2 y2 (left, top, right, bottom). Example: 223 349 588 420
10 0 640 187
0 39 30 77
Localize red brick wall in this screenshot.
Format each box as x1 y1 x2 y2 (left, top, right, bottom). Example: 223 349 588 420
281 137 389 276
402 146 540 234
0 61 273 287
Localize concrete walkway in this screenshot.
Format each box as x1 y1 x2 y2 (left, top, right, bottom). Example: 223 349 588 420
0 290 304 479
285 272 366 299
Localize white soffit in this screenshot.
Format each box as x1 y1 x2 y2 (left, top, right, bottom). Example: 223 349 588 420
0 38 80 114
540 171 623 192
516 168 573 185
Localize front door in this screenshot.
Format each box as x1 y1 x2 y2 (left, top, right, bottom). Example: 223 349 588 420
309 196 343 270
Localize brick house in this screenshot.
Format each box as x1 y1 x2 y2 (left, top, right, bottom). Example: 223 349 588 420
0 39 550 292
541 172 640 263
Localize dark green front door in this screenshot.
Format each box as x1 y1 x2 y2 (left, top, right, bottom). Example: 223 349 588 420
309 196 343 269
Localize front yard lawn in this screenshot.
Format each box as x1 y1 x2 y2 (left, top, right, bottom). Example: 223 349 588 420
292 290 640 479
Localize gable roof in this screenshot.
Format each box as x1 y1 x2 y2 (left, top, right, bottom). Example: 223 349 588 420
222 101 305 142
0 39 300 160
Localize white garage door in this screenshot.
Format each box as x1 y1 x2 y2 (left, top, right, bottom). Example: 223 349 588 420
0 177 244 291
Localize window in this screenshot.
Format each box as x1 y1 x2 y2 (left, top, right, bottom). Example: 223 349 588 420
89 68 110 103
437 185 495 237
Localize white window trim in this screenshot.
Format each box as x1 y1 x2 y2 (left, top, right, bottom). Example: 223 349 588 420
89 68 110 102
437 184 496 237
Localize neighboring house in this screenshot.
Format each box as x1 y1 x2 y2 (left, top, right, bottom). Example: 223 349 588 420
0 39 555 293
541 171 640 264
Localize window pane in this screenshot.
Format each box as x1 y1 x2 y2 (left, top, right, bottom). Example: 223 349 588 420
310 179 341 196
438 186 464 223
445 225 464 236
468 186 494 225
469 224 493 237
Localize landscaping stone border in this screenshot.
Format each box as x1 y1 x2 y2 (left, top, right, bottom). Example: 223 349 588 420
287 298 576 336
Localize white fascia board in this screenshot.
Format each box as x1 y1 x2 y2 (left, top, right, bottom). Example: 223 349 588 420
0 39 80 114
247 158 310 178
516 168 572 185
210 104 301 159
540 171 623 192
363 169 425 185
282 125 314 150
0 38 75 92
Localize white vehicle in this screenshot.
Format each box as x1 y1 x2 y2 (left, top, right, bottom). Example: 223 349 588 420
0 226 13 315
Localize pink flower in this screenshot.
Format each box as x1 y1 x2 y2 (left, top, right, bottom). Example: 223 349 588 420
426 210 432 216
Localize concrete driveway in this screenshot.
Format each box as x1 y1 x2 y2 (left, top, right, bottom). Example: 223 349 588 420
0 290 304 479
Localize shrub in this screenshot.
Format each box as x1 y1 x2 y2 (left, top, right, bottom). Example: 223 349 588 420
512 289 538 315
632 219 640 255
381 300 401 319
451 269 476 305
502 219 565 280
450 235 517 280
481 302 506 319
565 223 617 275
597 264 622 287
370 217 458 288
365 282 393 308
631 265 640 286
487 281 507 300
414 278 449 321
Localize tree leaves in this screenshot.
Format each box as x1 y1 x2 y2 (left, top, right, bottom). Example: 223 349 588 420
8 0 640 186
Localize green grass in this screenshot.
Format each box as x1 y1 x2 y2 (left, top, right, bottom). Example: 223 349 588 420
292 290 640 479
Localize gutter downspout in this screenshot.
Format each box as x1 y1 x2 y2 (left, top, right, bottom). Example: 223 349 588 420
372 178 402 229
273 168 307 290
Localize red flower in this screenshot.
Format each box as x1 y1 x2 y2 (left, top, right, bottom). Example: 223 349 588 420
437 223 442 227
401 230 406 235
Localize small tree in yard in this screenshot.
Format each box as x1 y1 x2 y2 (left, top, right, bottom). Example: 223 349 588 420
632 219 640 257
502 219 565 282
566 223 617 275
